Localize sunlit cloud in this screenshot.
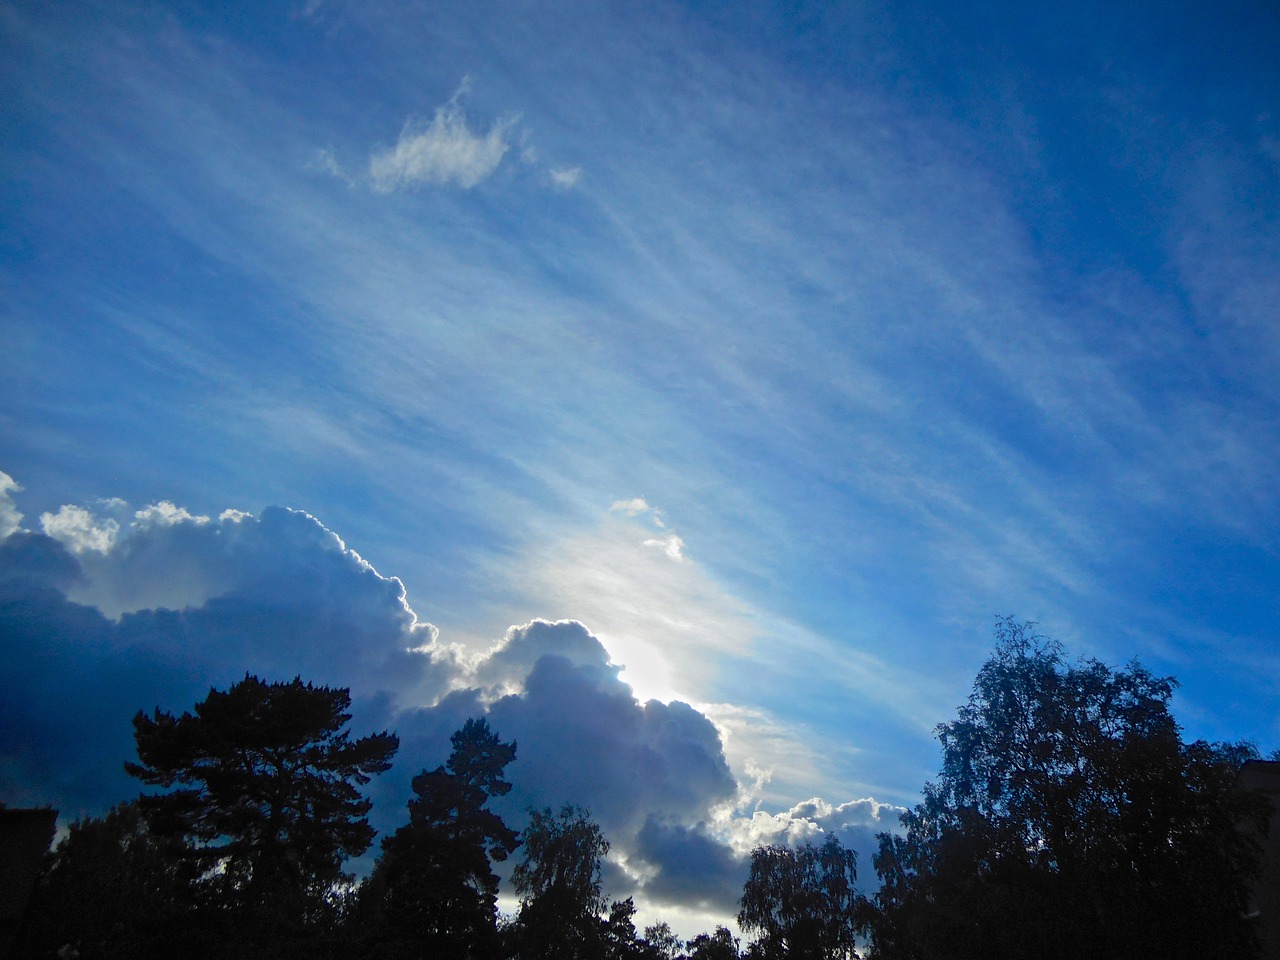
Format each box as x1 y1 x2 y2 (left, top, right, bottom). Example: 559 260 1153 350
488 502 941 809
643 533 685 562
495 505 756 704
369 83 516 192
40 504 120 555
134 501 210 527
0 471 22 538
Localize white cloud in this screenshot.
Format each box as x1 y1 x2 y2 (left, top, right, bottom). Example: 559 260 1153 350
470 617 614 695
519 129 538 164
369 88 515 192
550 165 581 189
0 471 23 538
643 533 685 562
134 501 210 527
609 496 666 527
610 496 652 516
724 808 823 853
40 504 120 554
787 795 903 833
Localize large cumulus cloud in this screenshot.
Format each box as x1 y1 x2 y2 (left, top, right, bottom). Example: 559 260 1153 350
389 618 742 901
1 502 449 815
1 481 899 918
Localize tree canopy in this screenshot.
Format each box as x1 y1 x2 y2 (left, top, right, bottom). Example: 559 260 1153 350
686 927 741 960
18 624 1278 960
362 717 519 959
510 804 612 960
126 674 398 932
738 835 860 960
864 618 1269 960
17 802 204 960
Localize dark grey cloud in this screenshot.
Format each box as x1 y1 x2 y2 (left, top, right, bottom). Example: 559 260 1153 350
0 531 84 592
1 506 449 817
636 818 748 912
0 498 744 899
485 648 738 837
0 536 196 813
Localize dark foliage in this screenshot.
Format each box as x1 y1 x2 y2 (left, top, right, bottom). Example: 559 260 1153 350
357 717 519 959
863 618 1269 960
738 835 861 960
508 804 613 960
126 674 398 948
17 624 1275 960
686 926 741 960
14 803 205 960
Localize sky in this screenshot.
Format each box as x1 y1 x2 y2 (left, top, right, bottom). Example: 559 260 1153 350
3 0 1280 937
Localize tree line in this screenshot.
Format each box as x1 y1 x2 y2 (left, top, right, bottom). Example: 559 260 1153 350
11 618 1273 959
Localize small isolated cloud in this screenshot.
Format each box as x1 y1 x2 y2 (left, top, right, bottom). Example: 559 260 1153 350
610 497 652 516
306 146 355 186
643 533 685 562
40 504 120 554
610 496 665 528
369 86 515 192
550 166 582 189
0 471 22 537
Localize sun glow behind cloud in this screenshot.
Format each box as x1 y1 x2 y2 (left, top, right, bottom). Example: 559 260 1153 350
492 498 751 705
479 497 946 809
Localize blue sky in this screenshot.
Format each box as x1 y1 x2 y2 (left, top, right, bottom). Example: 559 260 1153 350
3 0 1279 935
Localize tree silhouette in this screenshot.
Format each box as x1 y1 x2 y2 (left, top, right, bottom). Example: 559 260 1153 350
643 920 684 960
686 926 741 960
864 618 1268 960
126 674 398 942
738 835 861 960
15 803 205 960
361 717 518 959
510 804 610 960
